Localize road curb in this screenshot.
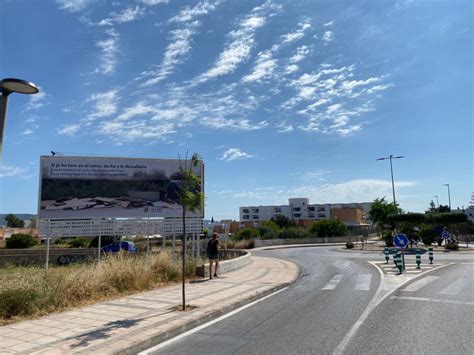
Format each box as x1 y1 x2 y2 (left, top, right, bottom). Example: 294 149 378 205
112 263 301 354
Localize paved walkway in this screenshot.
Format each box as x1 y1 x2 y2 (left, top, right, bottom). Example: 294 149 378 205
0 256 298 354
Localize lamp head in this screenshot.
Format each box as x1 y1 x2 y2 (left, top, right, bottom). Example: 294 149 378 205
1 78 39 95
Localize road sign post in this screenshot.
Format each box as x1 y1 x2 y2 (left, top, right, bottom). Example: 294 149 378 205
394 234 409 271
442 230 450 251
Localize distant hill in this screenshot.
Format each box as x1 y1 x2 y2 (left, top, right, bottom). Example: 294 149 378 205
0 214 37 227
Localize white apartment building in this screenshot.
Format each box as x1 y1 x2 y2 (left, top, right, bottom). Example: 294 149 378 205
239 198 373 224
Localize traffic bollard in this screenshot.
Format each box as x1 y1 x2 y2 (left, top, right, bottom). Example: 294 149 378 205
428 247 434 264
393 252 398 268
416 249 421 269
395 252 403 274
384 247 390 264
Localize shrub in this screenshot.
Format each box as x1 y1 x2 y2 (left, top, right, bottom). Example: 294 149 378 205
278 227 309 239
227 239 255 249
446 242 459 250
257 221 281 239
346 241 354 249
418 225 437 246
0 287 40 319
382 231 393 247
6 234 38 249
309 219 347 238
234 227 259 241
69 238 90 248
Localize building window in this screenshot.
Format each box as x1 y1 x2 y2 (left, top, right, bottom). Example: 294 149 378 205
294 213 301 218
251 208 259 213
308 214 315 218
318 207 326 212
252 215 259 219
308 207 315 212
293 207 301 212
274 207 282 213
243 215 249 220
242 208 249 213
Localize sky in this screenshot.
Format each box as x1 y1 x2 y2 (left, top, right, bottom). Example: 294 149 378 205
0 0 472 220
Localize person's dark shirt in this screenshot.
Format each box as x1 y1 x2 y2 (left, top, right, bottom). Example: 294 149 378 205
208 239 219 254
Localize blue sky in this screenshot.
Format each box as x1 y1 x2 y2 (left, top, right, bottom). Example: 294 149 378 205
0 0 472 220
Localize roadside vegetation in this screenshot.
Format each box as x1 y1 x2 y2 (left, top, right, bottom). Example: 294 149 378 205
369 197 473 249
0 252 195 323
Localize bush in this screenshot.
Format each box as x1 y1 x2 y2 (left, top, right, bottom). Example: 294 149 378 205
69 238 90 248
227 239 255 249
446 242 459 250
419 225 437 246
346 241 354 249
309 219 347 238
278 227 309 239
234 227 259 241
0 287 40 319
6 234 38 249
382 231 393 247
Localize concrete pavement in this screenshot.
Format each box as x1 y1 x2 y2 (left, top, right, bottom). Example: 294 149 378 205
0 256 298 354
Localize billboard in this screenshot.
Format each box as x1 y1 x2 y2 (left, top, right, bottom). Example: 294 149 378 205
38 156 204 219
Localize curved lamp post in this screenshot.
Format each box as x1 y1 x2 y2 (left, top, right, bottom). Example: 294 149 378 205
0 78 40 157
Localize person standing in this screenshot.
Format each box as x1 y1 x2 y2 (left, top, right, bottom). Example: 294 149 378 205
207 233 220 279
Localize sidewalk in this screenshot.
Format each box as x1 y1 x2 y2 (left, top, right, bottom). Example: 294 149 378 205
0 256 299 354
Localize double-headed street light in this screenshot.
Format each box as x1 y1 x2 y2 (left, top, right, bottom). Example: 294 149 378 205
0 78 40 157
433 195 439 206
442 183 451 210
376 155 405 207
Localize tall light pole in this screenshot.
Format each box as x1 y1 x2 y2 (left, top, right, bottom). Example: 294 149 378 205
376 155 405 207
0 78 40 157
443 184 451 210
433 195 439 206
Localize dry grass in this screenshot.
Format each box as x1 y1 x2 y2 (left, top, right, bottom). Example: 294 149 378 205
0 252 196 324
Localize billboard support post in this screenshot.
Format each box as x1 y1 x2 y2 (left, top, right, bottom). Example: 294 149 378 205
162 233 165 251
172 233 176 262
197 233 200 261
98 234 102 263
45 219 51 274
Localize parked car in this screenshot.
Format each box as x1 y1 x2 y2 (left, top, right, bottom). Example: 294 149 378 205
101 241 137 253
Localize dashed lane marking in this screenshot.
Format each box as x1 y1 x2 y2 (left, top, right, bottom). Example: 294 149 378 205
438 278 470 295
354 274 372 291
400 276 439 292
322 274 343 290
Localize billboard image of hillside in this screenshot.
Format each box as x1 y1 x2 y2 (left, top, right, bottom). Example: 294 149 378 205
38 156 204 219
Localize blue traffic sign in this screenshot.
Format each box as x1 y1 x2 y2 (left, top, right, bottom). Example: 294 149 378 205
394 234 409 248
442 230 450 240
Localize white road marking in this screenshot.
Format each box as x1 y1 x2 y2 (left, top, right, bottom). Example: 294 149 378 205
401 276 439 292
354 274 372 291
138 287 289 354
333 262 454 355
438 278 470 295
322 274 343 290
391 296 474 306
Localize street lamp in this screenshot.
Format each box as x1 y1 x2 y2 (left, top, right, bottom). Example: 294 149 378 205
0 78 40 157
442 184 451 210
433 195 439 206
376 155 405 207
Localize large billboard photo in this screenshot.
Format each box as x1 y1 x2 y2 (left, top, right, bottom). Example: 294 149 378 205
38 156 204 219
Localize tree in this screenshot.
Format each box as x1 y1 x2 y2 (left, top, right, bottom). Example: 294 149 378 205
368 198 399 231
6 233 38 248
176 152 204 311
5 214 25 228
309 219 348 238
427 200 437 213
438 205 451 213
270 215 296 228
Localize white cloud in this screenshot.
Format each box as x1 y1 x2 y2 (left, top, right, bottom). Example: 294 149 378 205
95 28 119 75
322 30 334 43
26 88 47 111
289 45 311 63
242 50 277 83
220 148 253 161
194 1 280 84
0 164 28 178
281 21 311 44
277 123 294 133
143 22 200 86
170 0 222 23
141 0 169 5
21 128 34 136
324 20 334 27
57 124 81 136
202 117 268 130
86 89 119 121
302 170 330 181
98 6 146 26
224 179 416 205
56 0 90 12
285 64 299 74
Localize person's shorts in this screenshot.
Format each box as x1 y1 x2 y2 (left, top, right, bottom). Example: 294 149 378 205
208 253 219 260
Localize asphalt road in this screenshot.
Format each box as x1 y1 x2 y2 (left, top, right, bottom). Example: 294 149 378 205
147 247 473 355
